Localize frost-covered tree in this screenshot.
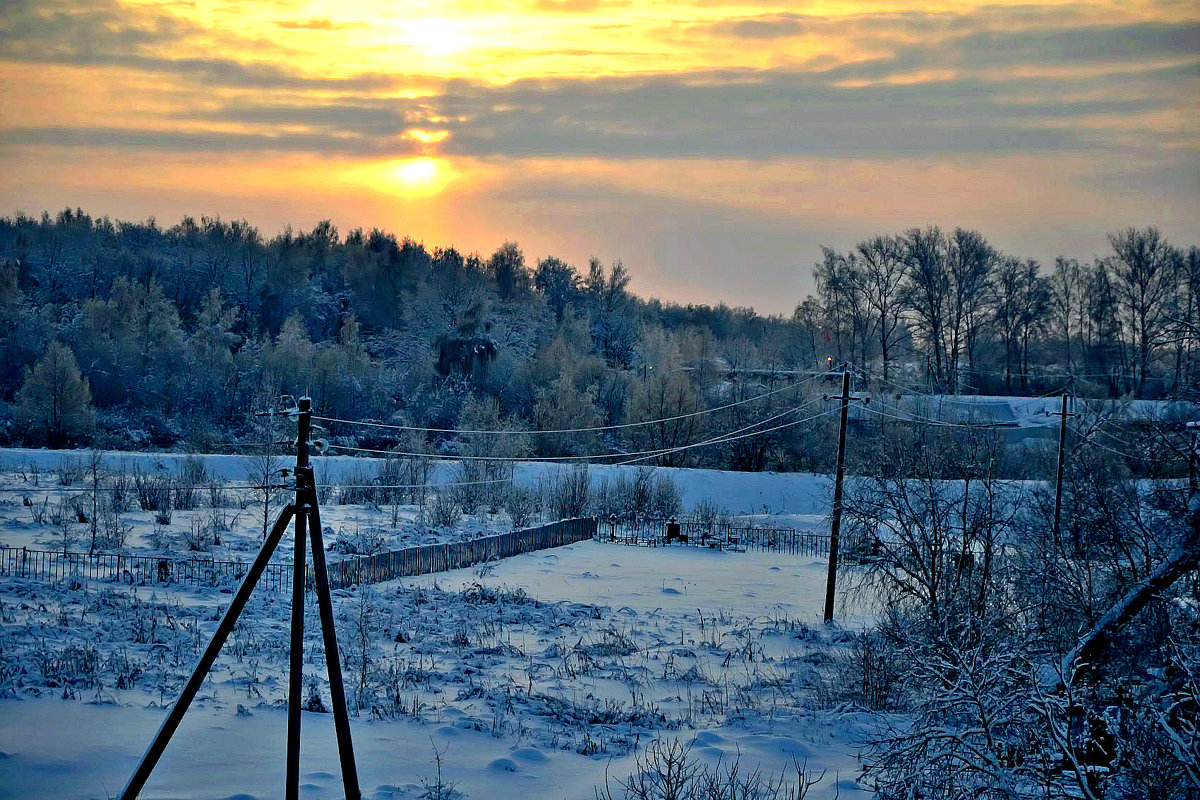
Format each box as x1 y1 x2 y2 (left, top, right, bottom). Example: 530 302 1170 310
16 341 95 445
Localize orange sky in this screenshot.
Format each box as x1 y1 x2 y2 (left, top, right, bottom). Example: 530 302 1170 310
1 0 1197 312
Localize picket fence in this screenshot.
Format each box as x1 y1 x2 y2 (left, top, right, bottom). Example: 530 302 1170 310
0 517 597 592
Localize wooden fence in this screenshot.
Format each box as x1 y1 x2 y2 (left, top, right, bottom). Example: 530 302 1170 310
325 517 595 588
602 518 829 557
0 517 597 592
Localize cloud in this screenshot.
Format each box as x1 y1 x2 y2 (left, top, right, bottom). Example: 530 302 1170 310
0 0 1194 203
0 126 423 157
185 101 425 137
3 57 1193 162
705 15 812 40
0 0 404 89
425 59 1195 160
274 18 364 31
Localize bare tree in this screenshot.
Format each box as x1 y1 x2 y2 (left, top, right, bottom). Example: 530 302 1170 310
1051 257 1087 373
945 228 997 393
1108 226 1178 394
857 234 908 382
992 257 1050 392
245 401 285 539
901 227 951 390
86 448 105 555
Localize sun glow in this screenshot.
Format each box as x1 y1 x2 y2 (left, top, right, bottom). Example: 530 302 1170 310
389 157 449 195
405 18 470 58
406 128 450 144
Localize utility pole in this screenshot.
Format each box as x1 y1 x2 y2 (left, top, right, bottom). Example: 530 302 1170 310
1187 421 1199 497
120 396 361 800
1052 392 1074 546
824 368 867 624
286 398 311 799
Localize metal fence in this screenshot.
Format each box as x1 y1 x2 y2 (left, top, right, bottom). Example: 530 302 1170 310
0 517 597 592
601 518 830 557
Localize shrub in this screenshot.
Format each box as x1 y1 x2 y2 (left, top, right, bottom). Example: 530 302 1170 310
173 455 209 510
56 457 85 486
547 464 590 519
133 468 172 512
505 485 538 529
687 498 729 531
109 467 132 513
429 490 461 528
596 738 827 800
338 465 381 507
650 473 682 519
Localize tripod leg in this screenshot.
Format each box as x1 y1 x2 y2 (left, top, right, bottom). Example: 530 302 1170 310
286 499 309 800
120 505 297 800
307 491 363 800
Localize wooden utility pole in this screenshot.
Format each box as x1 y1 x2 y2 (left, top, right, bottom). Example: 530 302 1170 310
1187 421 1199 496
120 397 361 800
824 368 863 624
1052 392 1073 545
286 398 311 798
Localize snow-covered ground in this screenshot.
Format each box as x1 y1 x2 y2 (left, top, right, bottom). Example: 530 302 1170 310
0 447 835 518
0 535 874 799
0 447 893 799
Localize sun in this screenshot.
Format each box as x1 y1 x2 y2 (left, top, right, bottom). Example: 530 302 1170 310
405 18 470 58
389 157 448 196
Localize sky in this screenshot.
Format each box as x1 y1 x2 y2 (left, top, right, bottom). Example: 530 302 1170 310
0 0 1196 314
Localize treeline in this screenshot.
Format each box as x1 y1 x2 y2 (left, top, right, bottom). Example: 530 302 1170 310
0 209 808 454
0 209 1195 459
808 226 1200 397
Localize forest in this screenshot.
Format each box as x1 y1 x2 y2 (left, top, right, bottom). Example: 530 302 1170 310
0 209 1196 464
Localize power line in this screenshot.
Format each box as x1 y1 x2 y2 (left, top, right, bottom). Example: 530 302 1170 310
312 373 824 436
1067 422 1141 460
324 397 827 463
861 401 1010 430
612 406 842 466
857 368 1066 403
333 478 510 490
0 483 280 493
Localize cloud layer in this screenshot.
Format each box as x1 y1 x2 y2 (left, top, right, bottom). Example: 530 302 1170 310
0 0 1196 311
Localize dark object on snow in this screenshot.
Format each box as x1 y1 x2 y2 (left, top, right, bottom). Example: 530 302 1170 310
435 334 497 383
665 520 687 544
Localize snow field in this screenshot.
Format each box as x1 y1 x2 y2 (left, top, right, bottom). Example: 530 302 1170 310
0 539 873 799
0 448 882 799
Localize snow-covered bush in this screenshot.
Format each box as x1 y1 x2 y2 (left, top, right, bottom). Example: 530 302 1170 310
650 473 682 519
546 464 590 519
596 738 828 800
133 468 171 512
429 490 462 528
686 497 729 531
504 484 538 529
338 464 380 507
